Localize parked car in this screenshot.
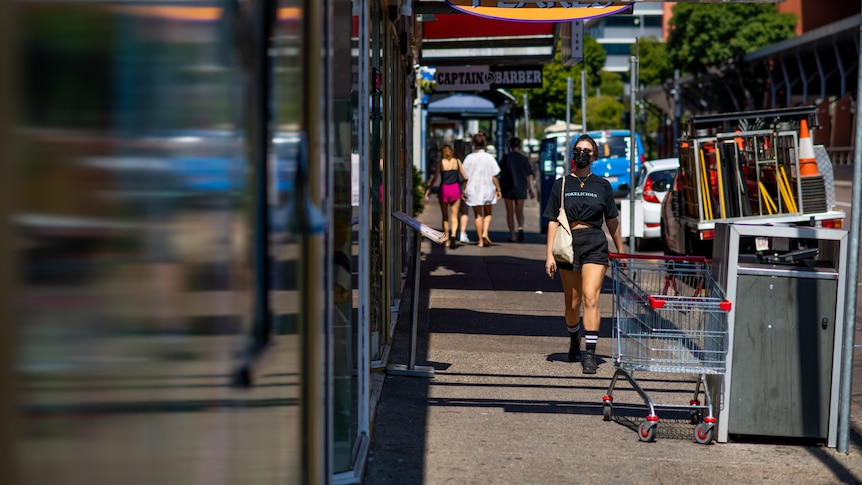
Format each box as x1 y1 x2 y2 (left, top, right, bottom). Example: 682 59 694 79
633 158 679 250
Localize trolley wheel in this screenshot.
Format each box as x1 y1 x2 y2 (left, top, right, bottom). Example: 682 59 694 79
638 421 657 443
602 402 613 421
694 422 714 444
689 408 703 425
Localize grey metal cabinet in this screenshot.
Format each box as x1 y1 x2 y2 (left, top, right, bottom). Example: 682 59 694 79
728 270 837 439
710 223 848 447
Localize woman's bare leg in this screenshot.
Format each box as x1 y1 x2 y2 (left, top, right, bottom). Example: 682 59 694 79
458 203 470 241
481 204 493 242
438 197 449 238
514 199 526 232
504 198 516 239
579 263 607 332
579 262 607 373
559 269 582 327
559 268 583 362
472 206 485 246
448 199 460 239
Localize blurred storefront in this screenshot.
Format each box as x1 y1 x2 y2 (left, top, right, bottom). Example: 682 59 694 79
0 0 415 483
0 0 569 483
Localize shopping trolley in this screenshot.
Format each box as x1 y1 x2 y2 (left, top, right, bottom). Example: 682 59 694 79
602 253 732 444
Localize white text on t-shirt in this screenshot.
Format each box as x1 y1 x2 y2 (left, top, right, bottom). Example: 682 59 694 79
565 191 598 198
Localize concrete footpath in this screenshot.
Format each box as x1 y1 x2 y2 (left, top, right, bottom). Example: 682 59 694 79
363 195 862 485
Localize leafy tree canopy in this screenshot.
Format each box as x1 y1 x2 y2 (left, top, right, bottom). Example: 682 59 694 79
599 71 624 99
565 71 625 130
583 95 624 131
634 36 671 89
512 35 606 122
667 3 796 76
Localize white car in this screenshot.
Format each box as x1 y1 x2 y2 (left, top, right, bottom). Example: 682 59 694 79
633 158 679 250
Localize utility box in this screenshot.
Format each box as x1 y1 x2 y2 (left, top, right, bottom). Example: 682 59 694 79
538 137 567 234
709 223 848 446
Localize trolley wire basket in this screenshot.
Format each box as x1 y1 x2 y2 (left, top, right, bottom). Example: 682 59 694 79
602 253 732 444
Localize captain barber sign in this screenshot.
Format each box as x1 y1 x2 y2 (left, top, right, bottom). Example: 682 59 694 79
445 1 633 22
435 66 543 92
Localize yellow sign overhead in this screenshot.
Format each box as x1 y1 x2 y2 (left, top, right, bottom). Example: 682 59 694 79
445 1 633 22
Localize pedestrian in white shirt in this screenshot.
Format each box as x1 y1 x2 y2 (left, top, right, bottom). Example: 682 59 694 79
462 132 502 247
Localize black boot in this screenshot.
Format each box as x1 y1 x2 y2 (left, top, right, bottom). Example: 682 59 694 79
568 332 581 362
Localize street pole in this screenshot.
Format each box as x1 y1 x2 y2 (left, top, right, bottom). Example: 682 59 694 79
673 69 680 156
566 77 573 157
628 51 638 252
836 0 862 454
581 70 587 134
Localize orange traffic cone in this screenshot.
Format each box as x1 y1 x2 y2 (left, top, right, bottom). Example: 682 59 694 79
798 118 820 177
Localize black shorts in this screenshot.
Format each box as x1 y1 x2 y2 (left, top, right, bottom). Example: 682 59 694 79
557 227 609 272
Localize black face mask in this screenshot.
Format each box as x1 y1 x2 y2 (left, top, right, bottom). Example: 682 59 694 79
572 147 593 169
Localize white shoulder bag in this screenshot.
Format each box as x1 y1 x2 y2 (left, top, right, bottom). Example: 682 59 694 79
552 176 574 264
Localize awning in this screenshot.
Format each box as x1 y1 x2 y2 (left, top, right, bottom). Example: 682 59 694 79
427 93 499 118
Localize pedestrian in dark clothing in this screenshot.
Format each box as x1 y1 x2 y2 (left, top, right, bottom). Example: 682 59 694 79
499 137 535 242
543 134 625 374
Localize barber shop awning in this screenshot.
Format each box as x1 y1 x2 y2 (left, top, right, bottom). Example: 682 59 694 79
427 93 499 118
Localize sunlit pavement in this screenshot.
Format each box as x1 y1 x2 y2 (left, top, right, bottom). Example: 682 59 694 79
364 187 862 485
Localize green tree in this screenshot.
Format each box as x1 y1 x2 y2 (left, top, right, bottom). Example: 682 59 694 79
667 3 796 111
512 35 607 122
668 3 796 76
631 37 672 160
599 71 625 99
635 36 671 89
584 95 624 131
581 35 606 90
567 72 626 130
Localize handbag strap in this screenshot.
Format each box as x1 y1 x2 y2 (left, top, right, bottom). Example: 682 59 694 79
559 174 565 212
558 175 571 233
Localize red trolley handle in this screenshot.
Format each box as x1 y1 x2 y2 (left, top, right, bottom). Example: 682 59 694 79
608 252 709 264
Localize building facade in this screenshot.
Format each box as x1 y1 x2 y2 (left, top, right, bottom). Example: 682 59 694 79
2 1 859 484
586 3 665 74
1 0 417 483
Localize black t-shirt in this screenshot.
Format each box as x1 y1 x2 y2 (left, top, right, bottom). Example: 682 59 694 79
542 174 618 229
499 151 532 199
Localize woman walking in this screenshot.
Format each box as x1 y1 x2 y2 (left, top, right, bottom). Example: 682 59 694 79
462 133 502 247
425 144 468 247
543 134 625 374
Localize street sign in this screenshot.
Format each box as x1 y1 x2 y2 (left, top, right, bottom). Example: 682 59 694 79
561 20 584 66
434 65 543 91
